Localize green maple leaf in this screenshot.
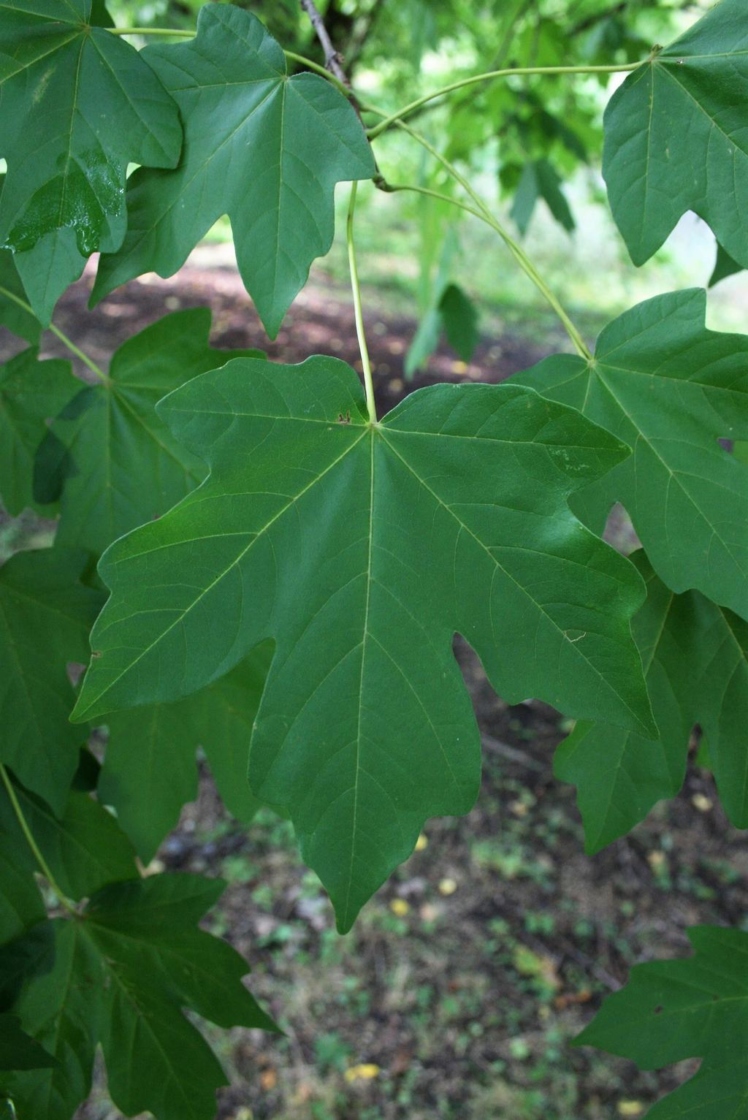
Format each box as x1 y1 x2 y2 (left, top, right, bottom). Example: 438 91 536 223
6 875 274 1120
99 647 271 860
0 1015 55 1073
73 356 652 929
0 349 78 516
39 309 255 555
0 838 45 948
557 550 748 849
0 549 103 813
0 250 41 345
604 0 748 267
577 925 748 1118
93 5 375 337
0 779 137 902
0 0 182 323
514 290 748 620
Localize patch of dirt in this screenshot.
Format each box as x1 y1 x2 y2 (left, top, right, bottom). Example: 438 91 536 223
29 260 743 1120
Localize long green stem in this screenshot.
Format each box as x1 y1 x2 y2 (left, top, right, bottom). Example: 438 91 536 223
366 61 642 139
0 286 109 384
346 183 377 425
0 765 76 915
105 26 194 37
386 122 592 360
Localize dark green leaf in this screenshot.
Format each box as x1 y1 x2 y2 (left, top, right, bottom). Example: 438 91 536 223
577 925 748 1118
513 290 748 620
510 159 575 235
710 241 743 287
92 5 375 336
46 309 241 555
0 349 78 516
510 162 540 236
73 356 652 929
0 1015 56 1072
604 0 748 267
0 841 45 949
0 549 103 813
439 283 479 362
0 0 183 322
99 648 271 861
0 252 40 345
0 780 138 902
8 876 273 1120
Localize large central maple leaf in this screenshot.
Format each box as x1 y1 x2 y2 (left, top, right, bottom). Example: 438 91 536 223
74 357 652 928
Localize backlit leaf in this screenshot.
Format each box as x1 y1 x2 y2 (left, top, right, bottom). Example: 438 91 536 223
513 290 748 620
73 356 652 929
0 549 103 813
92 5 375 336
577 925 748 1118
604 0 748 267
0 0 182 322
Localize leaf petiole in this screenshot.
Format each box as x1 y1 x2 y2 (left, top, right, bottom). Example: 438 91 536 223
0 765 76 915
346 183 377 425
0 286 110 385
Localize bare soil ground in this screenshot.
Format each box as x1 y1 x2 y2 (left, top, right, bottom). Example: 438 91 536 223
21 260 746 1120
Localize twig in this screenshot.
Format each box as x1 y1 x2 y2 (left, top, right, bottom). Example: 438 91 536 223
299 0 351 89
480 733 546 772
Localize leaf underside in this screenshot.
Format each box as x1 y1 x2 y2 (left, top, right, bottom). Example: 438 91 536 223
74 355 651 929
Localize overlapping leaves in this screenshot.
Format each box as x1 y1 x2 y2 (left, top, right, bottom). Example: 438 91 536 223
578 926 748 1118
0 1 183 322
556 552 748 851
0 549 102 813
604 0 748 267
93 5 375 336
74 356 652 928
36 309 252 554
4 876 274 1120
514 289 748 620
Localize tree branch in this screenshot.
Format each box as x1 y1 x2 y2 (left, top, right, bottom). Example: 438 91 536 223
299 0 351 90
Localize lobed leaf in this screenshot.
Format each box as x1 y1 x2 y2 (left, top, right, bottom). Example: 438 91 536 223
6 875 274 1120
514 289 748 620
0 549 103 813
604 0 748 267
577 925 748 1118
92 5 375 336
73 356 651 929
0 0 183 322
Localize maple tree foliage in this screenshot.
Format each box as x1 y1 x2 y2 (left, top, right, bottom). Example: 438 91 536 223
0 1 746 1117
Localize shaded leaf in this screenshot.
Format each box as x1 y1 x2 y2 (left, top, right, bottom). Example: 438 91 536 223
0 349 78 516
577 925 748 1119
0 1014 56 1072
43 309 247 555
604 0 748 267
9 876 274 1120
99 647 271 861
511 159 575 235
0 840 45 949
74 356 652 929
0 251 40 345
710 241 743 288
513 290 748 620
439 283 479 362
93 5 375 336
0 549 103 813
0 779 137 902
0 0 182 322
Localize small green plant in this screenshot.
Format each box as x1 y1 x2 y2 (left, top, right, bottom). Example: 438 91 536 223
1 1 748 1117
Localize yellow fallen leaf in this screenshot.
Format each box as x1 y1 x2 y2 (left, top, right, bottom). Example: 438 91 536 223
390 899 410 916
415 833 428 851
344 1064 381 1083
617 1101 644 1117
438 877 457 895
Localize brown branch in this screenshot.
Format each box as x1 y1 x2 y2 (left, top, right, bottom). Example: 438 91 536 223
299 0 351 90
